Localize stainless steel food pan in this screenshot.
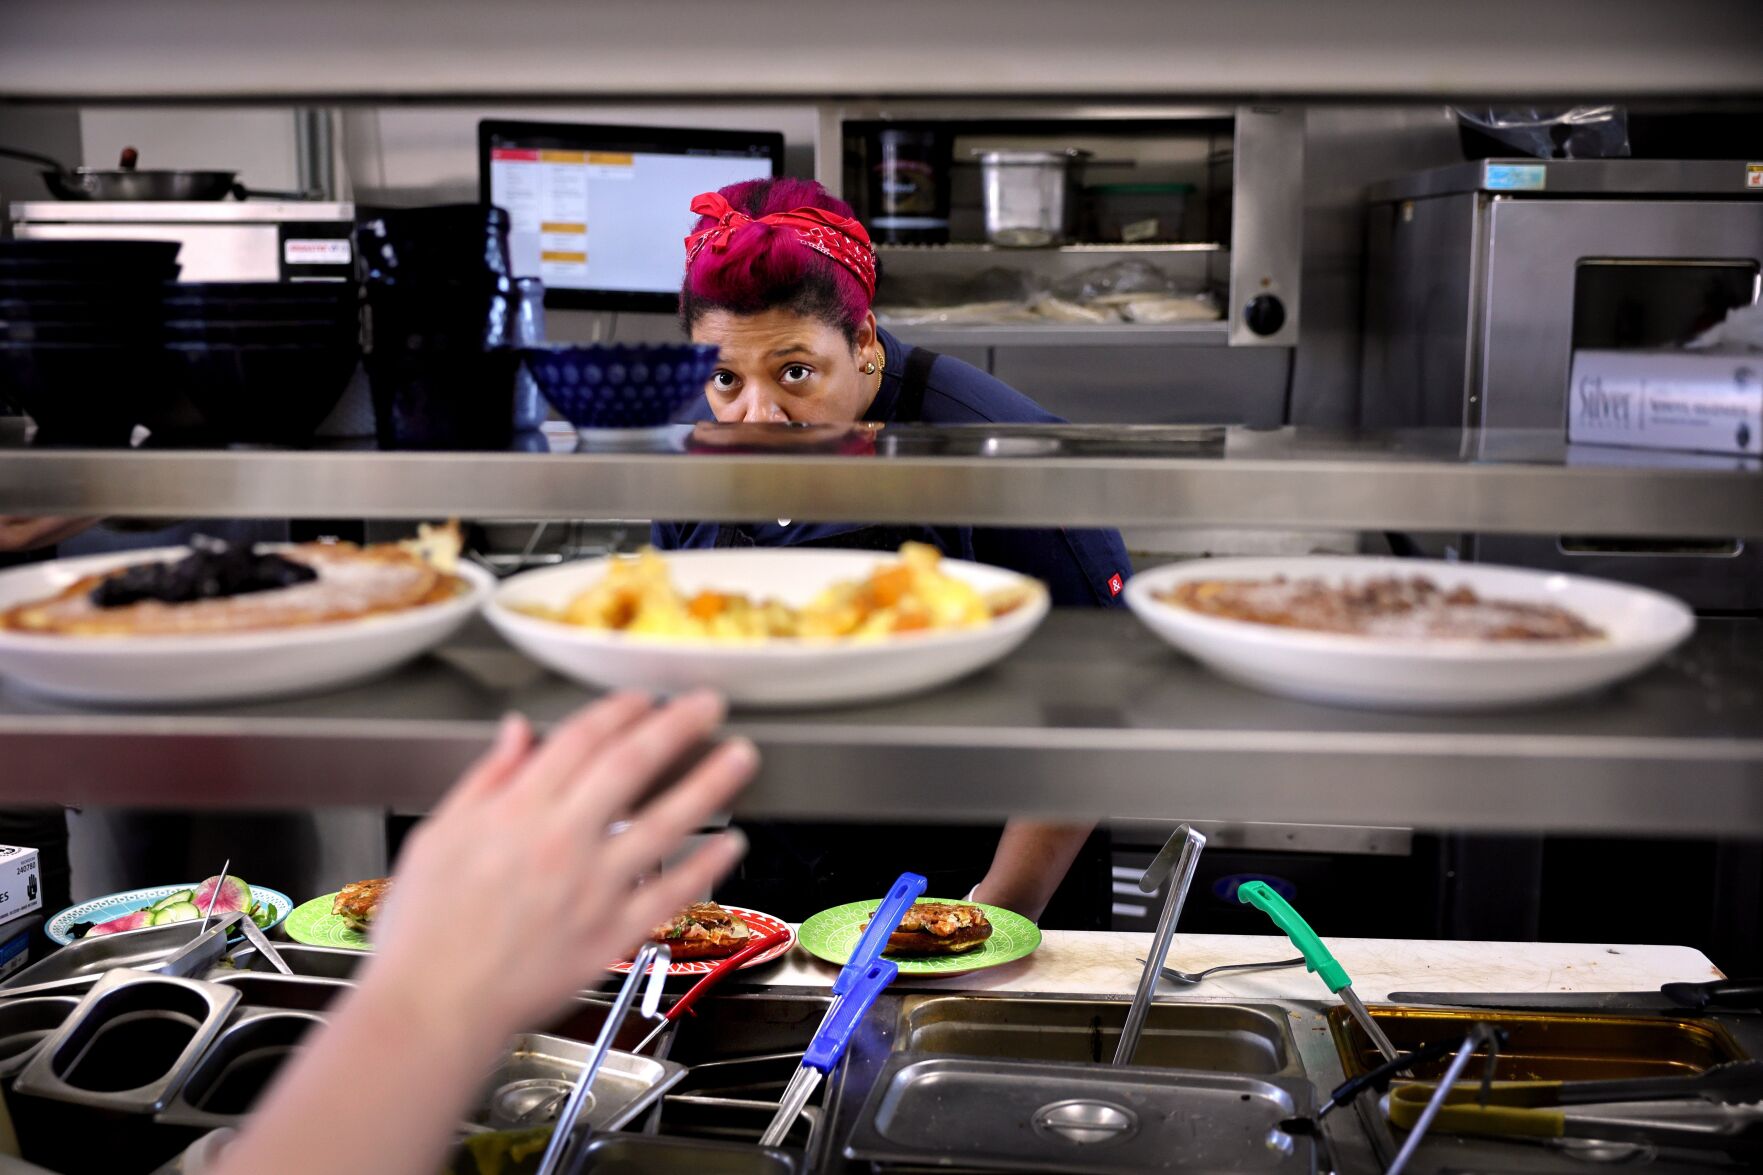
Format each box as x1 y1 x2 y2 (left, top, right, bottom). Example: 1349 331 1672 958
157 1007 323 1128
0 995 80 1078
843 1053 1316 1174
571 1134 800 1173
463 1033 686 1135
1 917 237 999
13 969 240 1114
897 995 1297 1075
220 942 365 981
208 972 353 1013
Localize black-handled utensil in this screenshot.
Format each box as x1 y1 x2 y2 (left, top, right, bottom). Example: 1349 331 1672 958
1390 976 1763 1013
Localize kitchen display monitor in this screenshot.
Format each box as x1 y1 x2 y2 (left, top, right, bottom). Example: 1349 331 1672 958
479 119 784 312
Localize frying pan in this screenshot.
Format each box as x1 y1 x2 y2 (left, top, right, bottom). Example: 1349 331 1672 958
0 145 312 202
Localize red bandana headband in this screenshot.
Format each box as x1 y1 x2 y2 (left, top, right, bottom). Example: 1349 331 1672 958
683 191 877 299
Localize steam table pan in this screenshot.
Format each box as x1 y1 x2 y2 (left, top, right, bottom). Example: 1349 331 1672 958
156 1007 323 1129
13 969 239 1114
0 919 234 999
463 1032 686 1135
844 1053 1317 1174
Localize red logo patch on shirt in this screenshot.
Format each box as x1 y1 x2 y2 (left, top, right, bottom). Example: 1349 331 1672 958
1107 572 1125 597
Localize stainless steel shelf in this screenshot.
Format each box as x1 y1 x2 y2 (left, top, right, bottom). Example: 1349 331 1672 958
3 613 1759 834
3 426 1760 535
876 321 1231 347
874 242 1225 254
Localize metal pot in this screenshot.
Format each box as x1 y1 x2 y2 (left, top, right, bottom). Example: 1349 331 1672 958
0 145 311 202
975 149 1089 247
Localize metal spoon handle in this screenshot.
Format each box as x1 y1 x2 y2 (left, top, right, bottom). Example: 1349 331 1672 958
199 859 231 932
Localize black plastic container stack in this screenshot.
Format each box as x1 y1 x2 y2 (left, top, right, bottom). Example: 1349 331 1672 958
0 239 182 444
160 279 362 445
359 203 528 450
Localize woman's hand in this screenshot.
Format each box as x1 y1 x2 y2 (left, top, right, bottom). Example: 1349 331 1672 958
368 690 756 1048
214 691 755 1175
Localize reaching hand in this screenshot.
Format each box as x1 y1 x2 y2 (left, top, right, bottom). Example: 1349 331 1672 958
368 690 756 1046
212 692 756 1175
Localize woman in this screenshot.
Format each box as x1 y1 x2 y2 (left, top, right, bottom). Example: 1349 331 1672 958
655 178 1131 927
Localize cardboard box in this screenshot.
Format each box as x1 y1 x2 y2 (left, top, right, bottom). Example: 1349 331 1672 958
0 916 37 982
1569 349 1763 457
0 844 43 931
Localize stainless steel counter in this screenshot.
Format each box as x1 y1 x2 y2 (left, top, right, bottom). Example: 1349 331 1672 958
2 423 1760 535
4 612 1758 833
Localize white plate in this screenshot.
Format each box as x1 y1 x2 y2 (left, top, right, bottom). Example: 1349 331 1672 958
0 548 493 705
484 549 1049 709
1124 556 1695 712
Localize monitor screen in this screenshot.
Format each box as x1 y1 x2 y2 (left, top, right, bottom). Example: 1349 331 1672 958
479 119 785 312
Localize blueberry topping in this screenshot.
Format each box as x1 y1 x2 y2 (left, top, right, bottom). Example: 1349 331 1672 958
90 536 318 608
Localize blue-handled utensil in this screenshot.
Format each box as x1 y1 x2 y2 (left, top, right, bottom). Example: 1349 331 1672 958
760 958 898 1147
759 871 925 1147
835 872 926 994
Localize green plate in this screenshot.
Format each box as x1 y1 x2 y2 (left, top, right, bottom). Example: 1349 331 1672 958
796 898 1042 977
285 892 373 951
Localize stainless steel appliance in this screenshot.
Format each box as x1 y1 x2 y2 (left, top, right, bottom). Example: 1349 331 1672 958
9 200 355 283
1362 159 1763 610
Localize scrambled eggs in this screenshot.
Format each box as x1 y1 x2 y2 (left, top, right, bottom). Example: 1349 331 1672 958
522 542 1028 642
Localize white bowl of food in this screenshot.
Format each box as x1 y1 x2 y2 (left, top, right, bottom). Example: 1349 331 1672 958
0 527 490 705
1124 555 1695 711
484 545 1049 709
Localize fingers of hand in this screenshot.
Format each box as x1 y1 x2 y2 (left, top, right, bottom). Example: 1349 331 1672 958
558 690 728 825
597 738 757 881
600 830 750 959
507 691 655 802
433 712 534 819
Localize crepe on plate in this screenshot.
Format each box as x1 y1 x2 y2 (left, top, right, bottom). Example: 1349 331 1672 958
1 522 465 637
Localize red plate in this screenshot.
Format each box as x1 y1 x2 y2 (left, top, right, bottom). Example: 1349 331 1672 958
608 906 794 976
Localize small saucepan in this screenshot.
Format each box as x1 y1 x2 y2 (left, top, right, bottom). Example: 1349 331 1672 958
0 145 312 202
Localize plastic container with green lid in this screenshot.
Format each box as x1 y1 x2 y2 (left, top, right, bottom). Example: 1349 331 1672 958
1085 182 1195 243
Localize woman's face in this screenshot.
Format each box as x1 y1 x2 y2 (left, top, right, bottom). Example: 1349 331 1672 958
691 308 881 424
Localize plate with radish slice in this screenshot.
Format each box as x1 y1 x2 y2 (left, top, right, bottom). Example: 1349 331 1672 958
46 875 294 946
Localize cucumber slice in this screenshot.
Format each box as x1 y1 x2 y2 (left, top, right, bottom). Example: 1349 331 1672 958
152 890 195 912
152 901 200 926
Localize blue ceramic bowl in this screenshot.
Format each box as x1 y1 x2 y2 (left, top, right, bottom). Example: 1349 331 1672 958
521 343 718 430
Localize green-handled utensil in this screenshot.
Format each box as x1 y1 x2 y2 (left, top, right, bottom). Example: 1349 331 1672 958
1236 880 1399 1062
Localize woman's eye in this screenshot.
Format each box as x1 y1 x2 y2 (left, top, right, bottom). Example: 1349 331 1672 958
709 370 739 392
780 364 812 385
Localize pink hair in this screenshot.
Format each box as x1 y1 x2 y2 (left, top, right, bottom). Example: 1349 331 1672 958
680 178 871 341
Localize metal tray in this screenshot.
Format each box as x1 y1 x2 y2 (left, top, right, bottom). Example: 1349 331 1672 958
156 1007 322 1129
0 919 234 999
13 969 240 1114
652 1095 820 1151
897 996 1296 1075
464 1033 686 1135
219 942 365 981
207 972 353 1013
0 995 80 1078
843 1054 1316 1175
571 1135 799 1174
1329 1005 1749 1082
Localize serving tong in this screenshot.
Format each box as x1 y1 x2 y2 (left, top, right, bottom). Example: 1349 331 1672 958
757 872 927 1148
1385 1053 1763 1162
534 942 672 1175
634 929 793 1055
